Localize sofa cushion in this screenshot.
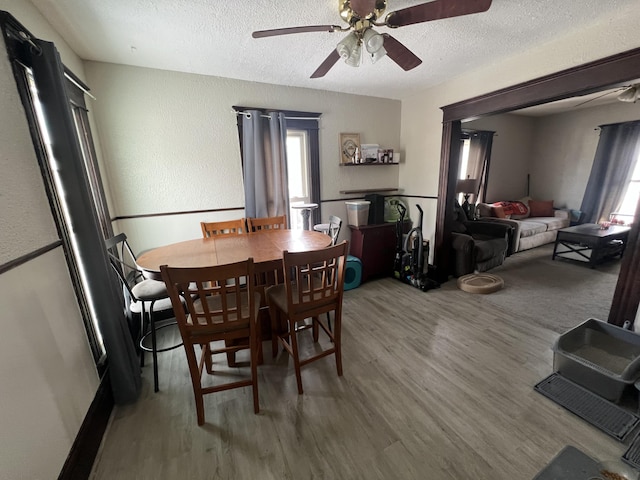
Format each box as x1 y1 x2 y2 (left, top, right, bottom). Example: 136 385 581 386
519 220 548 237
529 199 554 217
534 216 569 230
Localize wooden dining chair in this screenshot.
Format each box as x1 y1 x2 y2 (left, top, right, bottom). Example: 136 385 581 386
200 218 246 238
247 215 287 232
161 259 261 425
266 241 348 394
312 214 344 331
105 233 183 393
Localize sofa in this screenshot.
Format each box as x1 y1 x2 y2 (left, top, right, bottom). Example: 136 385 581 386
476 198 570 254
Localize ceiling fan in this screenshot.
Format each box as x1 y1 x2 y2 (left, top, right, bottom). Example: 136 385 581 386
570 83 640 109
252 0 493 78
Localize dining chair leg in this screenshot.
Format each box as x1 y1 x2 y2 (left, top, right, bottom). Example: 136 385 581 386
139 303 147 368
289 320 304 395
256 314 264 365
149 301 159 392
312 316 319 342
251 333 260 414
204 343 213 374
334 314 343 377
269 304 280 358
226 346 237 367
189 344 205 426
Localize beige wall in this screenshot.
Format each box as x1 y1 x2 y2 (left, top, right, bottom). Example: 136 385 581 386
400 3 640 237
530 101 640 209
0 2 99 479
464 114 537 202
84 62 402 253
1 1 640 477
464 100 640 209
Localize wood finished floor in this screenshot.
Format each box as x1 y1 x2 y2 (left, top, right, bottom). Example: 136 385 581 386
90 275 624 479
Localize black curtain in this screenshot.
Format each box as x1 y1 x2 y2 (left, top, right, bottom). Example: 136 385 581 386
31 40 141 405
1 11 141 404
580 121 640 224
464 130 495 202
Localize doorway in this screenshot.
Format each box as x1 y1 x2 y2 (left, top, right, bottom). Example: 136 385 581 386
434 46 640 326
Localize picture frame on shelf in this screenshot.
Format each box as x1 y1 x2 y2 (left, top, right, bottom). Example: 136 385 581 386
339 133 360 164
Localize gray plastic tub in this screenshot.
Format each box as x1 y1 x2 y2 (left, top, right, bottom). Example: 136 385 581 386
553 318 640 402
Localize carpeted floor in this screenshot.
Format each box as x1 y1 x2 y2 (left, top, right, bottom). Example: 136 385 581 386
442 244 622 334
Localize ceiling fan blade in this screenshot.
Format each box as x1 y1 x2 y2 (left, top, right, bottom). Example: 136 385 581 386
310 50 341 78
350 0 377 18
386 0 492 28
252 25 340 38
572 88 625 108
383 35 422 71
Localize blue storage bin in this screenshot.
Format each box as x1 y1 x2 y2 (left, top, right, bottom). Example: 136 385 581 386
344 255 362 291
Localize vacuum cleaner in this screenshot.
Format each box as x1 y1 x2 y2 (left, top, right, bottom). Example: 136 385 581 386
393 204 439 291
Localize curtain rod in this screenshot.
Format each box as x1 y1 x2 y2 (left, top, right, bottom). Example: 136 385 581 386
16 30 42 55
10 28 97 101
234 111 319 121
64 72 97 100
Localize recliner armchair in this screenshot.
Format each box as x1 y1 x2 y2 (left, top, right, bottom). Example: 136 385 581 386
450 202 512 277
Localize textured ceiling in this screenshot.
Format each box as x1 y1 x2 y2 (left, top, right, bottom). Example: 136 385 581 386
27 0 640 100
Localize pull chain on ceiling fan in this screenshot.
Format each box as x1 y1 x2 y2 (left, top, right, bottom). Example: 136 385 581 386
252 0 493 78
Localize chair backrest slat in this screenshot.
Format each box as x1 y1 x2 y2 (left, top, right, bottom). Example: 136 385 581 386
328 215 343 245
282 242 348 318
162 259 256 336
105 232 144 298
200 219 246 238
247 215 287 233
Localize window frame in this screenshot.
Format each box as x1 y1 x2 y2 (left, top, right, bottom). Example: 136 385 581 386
233 107 322 225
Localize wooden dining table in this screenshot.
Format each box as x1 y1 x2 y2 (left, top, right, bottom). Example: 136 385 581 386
136 229 332 280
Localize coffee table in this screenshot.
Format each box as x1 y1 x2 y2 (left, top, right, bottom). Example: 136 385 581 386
552 223 630 268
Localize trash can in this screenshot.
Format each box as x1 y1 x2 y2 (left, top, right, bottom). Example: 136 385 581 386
345 200 370 227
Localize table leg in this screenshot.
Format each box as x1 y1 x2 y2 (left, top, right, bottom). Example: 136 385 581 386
301 209 311 230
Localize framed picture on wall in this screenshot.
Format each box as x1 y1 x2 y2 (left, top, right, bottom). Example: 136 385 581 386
339 133 360 164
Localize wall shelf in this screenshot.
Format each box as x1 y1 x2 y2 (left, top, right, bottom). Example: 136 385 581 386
340 162 399 166
339 188 399 194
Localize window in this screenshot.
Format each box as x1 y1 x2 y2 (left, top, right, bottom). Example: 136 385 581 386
458 138 471 180
613 149 640 224
286 129 311 230
233 107 321 226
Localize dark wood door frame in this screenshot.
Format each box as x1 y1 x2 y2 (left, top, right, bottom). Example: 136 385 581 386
435 47 640 326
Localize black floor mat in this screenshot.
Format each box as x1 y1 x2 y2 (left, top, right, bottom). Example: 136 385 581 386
535 372 639 441
623 432 640 469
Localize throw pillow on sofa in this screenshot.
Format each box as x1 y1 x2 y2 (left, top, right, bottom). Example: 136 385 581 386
492 205 509 218
491 200 528 218
528 199 555 217
511 196 531 220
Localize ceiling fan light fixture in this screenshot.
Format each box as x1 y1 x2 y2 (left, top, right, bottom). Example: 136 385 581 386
618 86 639 103
344 43 362 67
369 45 387 63
363 28 384 53
336 32 358 60
337 31 362 67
